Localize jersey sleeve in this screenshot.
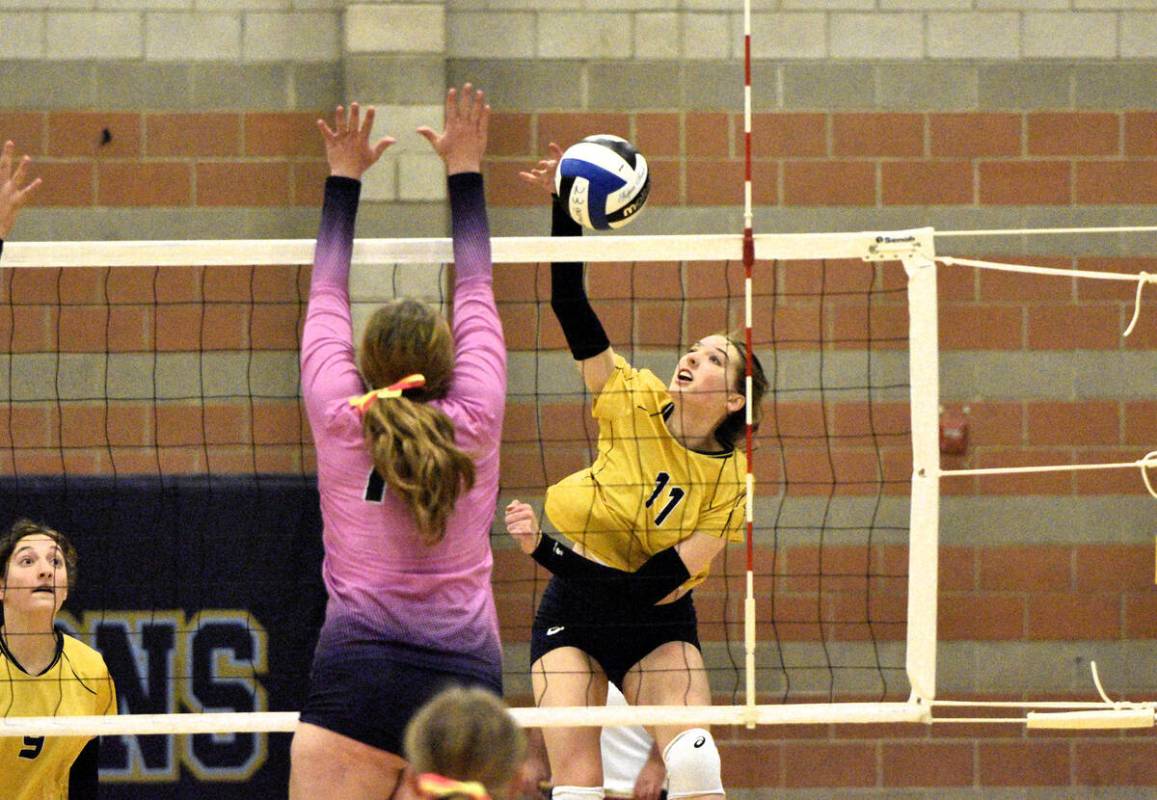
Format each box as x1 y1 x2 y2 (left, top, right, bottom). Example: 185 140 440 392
443 173 506 447
591 355 668 420
300 177 365 429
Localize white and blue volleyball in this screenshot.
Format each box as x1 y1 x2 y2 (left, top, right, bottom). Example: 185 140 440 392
555 135 650 231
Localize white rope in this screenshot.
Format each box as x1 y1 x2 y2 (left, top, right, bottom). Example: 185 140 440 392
1123 272 1150 337
941 453 1157 499
938 255 1150 282
936 225 1157 237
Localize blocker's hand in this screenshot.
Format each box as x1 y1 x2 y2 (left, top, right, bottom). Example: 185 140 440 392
504 500 541 555
0 140 42 240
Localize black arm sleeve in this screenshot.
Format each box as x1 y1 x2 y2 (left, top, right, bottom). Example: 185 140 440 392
531 535 691 606
68 738 100 800
549 196 610 361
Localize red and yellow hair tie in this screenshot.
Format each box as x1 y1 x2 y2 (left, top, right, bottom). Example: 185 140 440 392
417 773 490 800
349 373 426 416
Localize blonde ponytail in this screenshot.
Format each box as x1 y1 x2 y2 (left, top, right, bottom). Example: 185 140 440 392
362 397 475 545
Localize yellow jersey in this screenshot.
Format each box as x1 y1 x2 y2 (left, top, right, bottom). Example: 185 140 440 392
544 355 746 591
1 631 117 800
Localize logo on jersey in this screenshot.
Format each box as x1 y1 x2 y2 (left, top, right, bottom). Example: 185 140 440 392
694 736 706 748
546 626 565 636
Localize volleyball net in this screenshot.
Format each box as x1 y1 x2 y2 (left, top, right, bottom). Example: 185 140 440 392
1 229 1155 750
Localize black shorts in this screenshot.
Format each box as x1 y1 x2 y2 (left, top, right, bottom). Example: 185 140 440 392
529 575 701 689
299 642 503 755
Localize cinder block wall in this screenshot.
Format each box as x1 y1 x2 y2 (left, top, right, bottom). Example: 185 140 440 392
2 2 1156 797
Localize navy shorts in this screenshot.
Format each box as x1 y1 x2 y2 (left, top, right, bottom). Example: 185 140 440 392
529 575 701 689
299 642 503 756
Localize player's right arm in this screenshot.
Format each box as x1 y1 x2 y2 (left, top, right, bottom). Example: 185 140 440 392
520 143 617 396
0 139 42 257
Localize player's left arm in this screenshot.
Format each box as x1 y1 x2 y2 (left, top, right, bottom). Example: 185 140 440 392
67 739 100 800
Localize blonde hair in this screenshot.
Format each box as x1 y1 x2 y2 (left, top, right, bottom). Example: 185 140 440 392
359 299 476 545
404 687 526 800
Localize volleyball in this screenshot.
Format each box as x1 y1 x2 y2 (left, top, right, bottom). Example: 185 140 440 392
555 135 650 231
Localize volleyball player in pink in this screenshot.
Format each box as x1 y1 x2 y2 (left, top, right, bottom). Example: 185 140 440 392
289 85 507 800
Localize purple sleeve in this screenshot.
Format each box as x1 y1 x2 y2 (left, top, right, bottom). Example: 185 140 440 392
445 172 506 444
448 172 491 285
300 177 364 426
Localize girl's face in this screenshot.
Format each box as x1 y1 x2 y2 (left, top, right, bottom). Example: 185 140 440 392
0 534 68 617
668 334 743 411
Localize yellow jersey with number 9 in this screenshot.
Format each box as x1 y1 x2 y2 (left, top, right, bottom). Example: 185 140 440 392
544 355 746 591
0 631 117 800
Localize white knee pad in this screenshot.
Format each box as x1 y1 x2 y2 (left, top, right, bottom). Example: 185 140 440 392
662 728 724 799
552 786 605 800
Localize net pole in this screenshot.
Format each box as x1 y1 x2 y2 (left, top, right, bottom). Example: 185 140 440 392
902 245 940 706
741 0 757 728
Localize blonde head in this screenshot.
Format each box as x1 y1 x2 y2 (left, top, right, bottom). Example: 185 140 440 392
358 299 475 545
404 687 527 800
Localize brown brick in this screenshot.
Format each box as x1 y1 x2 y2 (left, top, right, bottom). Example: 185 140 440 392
939 305 1022 349
975 448 1074 495
833 113 924 157
979 161 1071 205
202 304 250 350
58 306 108 353
98 162 192 206
251 304 301 350
10 305 57 352
196 162 292 206
1076 741 1157 786
203 402 251 446
1124 111 1157 156
244 112 325 157
978 256 1074 301
966 402 1024 446
108 306 151 352
1076 257 1157 300
536 113 629 151
979 546 1071 591
1075 448 1147 494
939 592 1024 639
782 743 876 788
1027 306 1120 350
1124 401 1156 445
488 112 532 157
635 113 680 158
1026 400 1119 446
686 159 745 205
146 112 242 157
1027 592 1121 639
1125 594 1157 638
882 160 972 205
482 161 536 207
783 161 875 206
930 112 1021 157
979 742 1070 786
0 113 46 155
48 112 141 158
31 162 96 207
252 402 306 445
1075 544 1153 591
292 160 328 206
883 742 973 787
1028 112 1119 156
686 112 731 158
645 158 681 205
939 546 975 591
748 113 827 158
1076 161 1157 204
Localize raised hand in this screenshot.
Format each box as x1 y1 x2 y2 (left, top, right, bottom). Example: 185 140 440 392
504 500 541 555
518 142 564 195
0 140 43 240
316 103 395 181
417 83 490 176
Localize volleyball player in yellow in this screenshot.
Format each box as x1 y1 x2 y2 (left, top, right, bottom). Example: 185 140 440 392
1 519 117 800
506 145 768 800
